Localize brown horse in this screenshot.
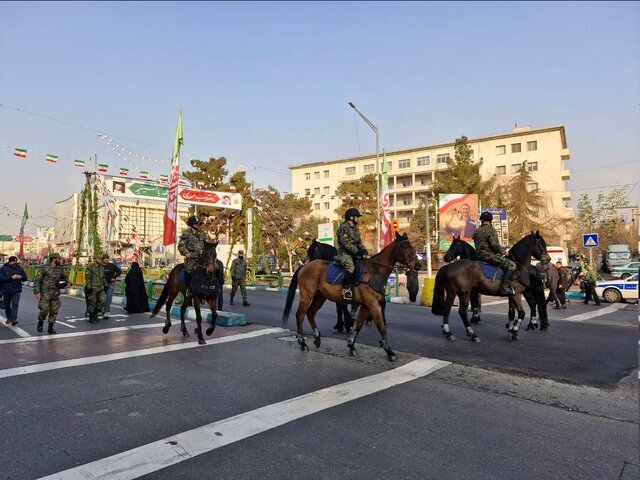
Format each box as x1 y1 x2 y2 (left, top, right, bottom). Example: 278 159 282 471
282 231 421 361
150 241 218 345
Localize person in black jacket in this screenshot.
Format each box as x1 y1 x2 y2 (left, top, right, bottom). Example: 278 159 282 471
214 258 224 311
101 254 122 319
124 262 150 314
0 256 28 325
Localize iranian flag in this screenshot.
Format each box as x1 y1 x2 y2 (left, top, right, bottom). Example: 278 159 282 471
46 154 58 163
120 167 129 176
139 171 149 179
160 174 168 183
14 148 27 158
379 151 392 250
74 159 84 168
163 108 183 246
98 164 108 173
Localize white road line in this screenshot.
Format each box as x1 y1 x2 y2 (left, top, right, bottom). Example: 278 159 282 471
55 321 76 329
38 356 450 480
563 303 628 322
0 313 31 338
0 327 285 379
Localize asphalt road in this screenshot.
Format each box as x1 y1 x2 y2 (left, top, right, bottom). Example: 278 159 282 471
0 286 637 479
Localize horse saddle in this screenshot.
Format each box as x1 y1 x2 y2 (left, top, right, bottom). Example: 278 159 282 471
478 262 504 282
326 260 365 286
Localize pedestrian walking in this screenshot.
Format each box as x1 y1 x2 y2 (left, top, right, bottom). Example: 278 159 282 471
582 263 601 306
85 256 107 324
215 258 224 311
124 262 150 313
555 259 570 309
0 256 28 325
34 253 70 334
230 250 250 306
101 253 122 319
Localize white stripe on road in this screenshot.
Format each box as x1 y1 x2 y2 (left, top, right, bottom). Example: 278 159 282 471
0 327 285 379
54 321 76 329
0 313 31 338
563 303 627 322
38 356 450 480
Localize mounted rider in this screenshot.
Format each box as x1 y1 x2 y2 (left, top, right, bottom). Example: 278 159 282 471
178 215 206 297
473 211 516 296
336 208 368 300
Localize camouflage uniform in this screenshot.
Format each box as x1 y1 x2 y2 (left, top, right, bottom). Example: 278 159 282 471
472 224 516 271
336 221 366 274
34 263 68 325
84 263 107 315
178 231 206 273
230 256 248 303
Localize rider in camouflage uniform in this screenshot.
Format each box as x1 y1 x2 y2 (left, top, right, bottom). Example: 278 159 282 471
336 208 368 300
34 253 69 334
178 215 206 297
473 211 516 296
84 256 107 323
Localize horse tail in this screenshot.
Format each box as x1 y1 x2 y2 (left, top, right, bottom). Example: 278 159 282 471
150 281 169 319
282 267 300 326
431 267 447 316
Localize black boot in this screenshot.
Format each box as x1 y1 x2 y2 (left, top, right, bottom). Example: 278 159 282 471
499 270 515 296
47 323 57 334
230 296 234 306
88 312 99 324
342 272 353 300
37 320 44 333
242 299 250 306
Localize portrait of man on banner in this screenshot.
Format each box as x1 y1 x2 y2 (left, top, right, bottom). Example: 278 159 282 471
438 193 479 250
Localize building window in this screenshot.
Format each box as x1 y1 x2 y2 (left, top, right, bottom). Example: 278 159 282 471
527 182 538 192
563 200 571 209
363 164 374 174
314 187 320 195
404 215 412 223
345 166 356 176
527 161 538 172
323 186 330 194
314 203 320 211
470 150 475 159
401 179 412 188
305 173 310 181
417 156 430 166
437 154 450 164
387 161 392 170
389 197 394 207
324 202 330 210
314 171 320 179
496 165 506 175
304 188 310 196
403 198 412 206
324 170 330 178
511 143 521 153
511 164 521 174
527 141 537 151
496 145 506 155
398 159 411 169
420 178 431 186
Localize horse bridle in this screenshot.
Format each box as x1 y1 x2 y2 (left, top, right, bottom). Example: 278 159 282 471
367 239 418 271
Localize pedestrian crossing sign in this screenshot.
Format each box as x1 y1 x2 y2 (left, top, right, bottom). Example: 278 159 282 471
582 233 599 248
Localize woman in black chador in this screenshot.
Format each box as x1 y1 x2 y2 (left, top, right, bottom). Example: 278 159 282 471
125 262 150 313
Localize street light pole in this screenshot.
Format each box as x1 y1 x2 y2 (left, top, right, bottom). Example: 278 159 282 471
425 195 432 278
349 101 380 252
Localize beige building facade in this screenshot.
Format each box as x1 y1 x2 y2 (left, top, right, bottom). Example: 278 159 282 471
290 125 572 235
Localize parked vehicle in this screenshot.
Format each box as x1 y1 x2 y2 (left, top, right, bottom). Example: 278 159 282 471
595 273 638 303
610 262 640 280
605 244 631 269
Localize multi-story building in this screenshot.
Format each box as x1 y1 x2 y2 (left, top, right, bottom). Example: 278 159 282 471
290 124 573 237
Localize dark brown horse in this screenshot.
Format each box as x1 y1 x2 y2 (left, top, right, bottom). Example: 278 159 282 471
282 232 421 361
432 232 547 341
151 241 218 345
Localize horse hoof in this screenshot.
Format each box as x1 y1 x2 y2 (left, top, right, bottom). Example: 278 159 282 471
314 338 321 348
388 354 397 362
471 335 481 343
206 327 215 336
349 350 358 357
540 324 549 331
446 334 456 342
162 326 170 334
510 333 519 341
301 345 309 352
525 325 535 332
470 317 481 325
198 339 206 345
183 331 189 337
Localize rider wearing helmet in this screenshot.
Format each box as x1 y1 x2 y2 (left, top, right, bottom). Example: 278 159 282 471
336 208 368 300
178 215 206 297
473 211 517 296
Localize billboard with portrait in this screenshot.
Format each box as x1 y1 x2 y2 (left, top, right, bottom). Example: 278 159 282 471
480 208 508 247
438 193 479 250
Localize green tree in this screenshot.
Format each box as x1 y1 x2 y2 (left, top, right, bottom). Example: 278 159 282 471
408 197 437 255
335 173 377 249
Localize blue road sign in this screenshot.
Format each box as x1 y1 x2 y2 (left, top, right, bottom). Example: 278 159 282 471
582 233 599 248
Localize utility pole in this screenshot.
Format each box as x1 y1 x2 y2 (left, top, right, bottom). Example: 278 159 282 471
425 195 432 278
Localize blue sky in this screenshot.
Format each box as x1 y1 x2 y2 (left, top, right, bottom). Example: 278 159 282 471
1 1 638 234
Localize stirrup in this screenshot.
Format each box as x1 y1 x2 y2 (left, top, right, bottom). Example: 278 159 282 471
342 289 353 300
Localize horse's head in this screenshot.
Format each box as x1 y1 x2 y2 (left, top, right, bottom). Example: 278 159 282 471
530 230 547 261
202 241 218 274
405 268 419 302
307 239 319 262
394 231 421 271
444 235 462 263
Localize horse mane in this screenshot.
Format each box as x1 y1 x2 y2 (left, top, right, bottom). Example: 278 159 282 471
508 233 536 265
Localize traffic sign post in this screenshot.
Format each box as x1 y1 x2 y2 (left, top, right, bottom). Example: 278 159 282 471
391 220 399 236
583 233 599 267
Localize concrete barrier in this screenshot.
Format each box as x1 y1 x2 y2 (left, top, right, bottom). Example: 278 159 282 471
420 278 436 307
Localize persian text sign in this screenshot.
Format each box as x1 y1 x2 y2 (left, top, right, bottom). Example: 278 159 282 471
178 189 242 210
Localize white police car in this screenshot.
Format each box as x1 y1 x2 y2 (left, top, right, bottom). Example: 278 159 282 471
595 273 638 303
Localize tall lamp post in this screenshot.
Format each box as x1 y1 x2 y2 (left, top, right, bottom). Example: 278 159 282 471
348 101 380 251
424 194 433 278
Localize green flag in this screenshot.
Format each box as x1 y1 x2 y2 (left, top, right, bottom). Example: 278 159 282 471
20 202 29 230
172 107 183 164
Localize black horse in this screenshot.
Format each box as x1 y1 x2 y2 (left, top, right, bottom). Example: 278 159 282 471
432 232 547 341
151 241 219 345
444 236 548 331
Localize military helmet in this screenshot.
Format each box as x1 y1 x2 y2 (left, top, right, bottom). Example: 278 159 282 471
344 208 363 220
49 252 61 261
479 211 493 223
187 215 201 227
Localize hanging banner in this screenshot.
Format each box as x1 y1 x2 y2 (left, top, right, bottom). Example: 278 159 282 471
479 208 508 247
438 193 479 250
317 222 334 247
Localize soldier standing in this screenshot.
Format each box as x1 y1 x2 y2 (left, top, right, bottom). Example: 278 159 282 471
85 256 107 323
230 250 250 306
178 216 206 297
34 253 69 334
336 208 368 300
473 211 516 296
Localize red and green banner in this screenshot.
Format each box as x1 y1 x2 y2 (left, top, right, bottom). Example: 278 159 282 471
74 159 85 168
119 167 129 176
46 154 58 163
139 171 148 179
438 193 479 250
98 164 108 173
163 108 183 246
14 148 26 158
